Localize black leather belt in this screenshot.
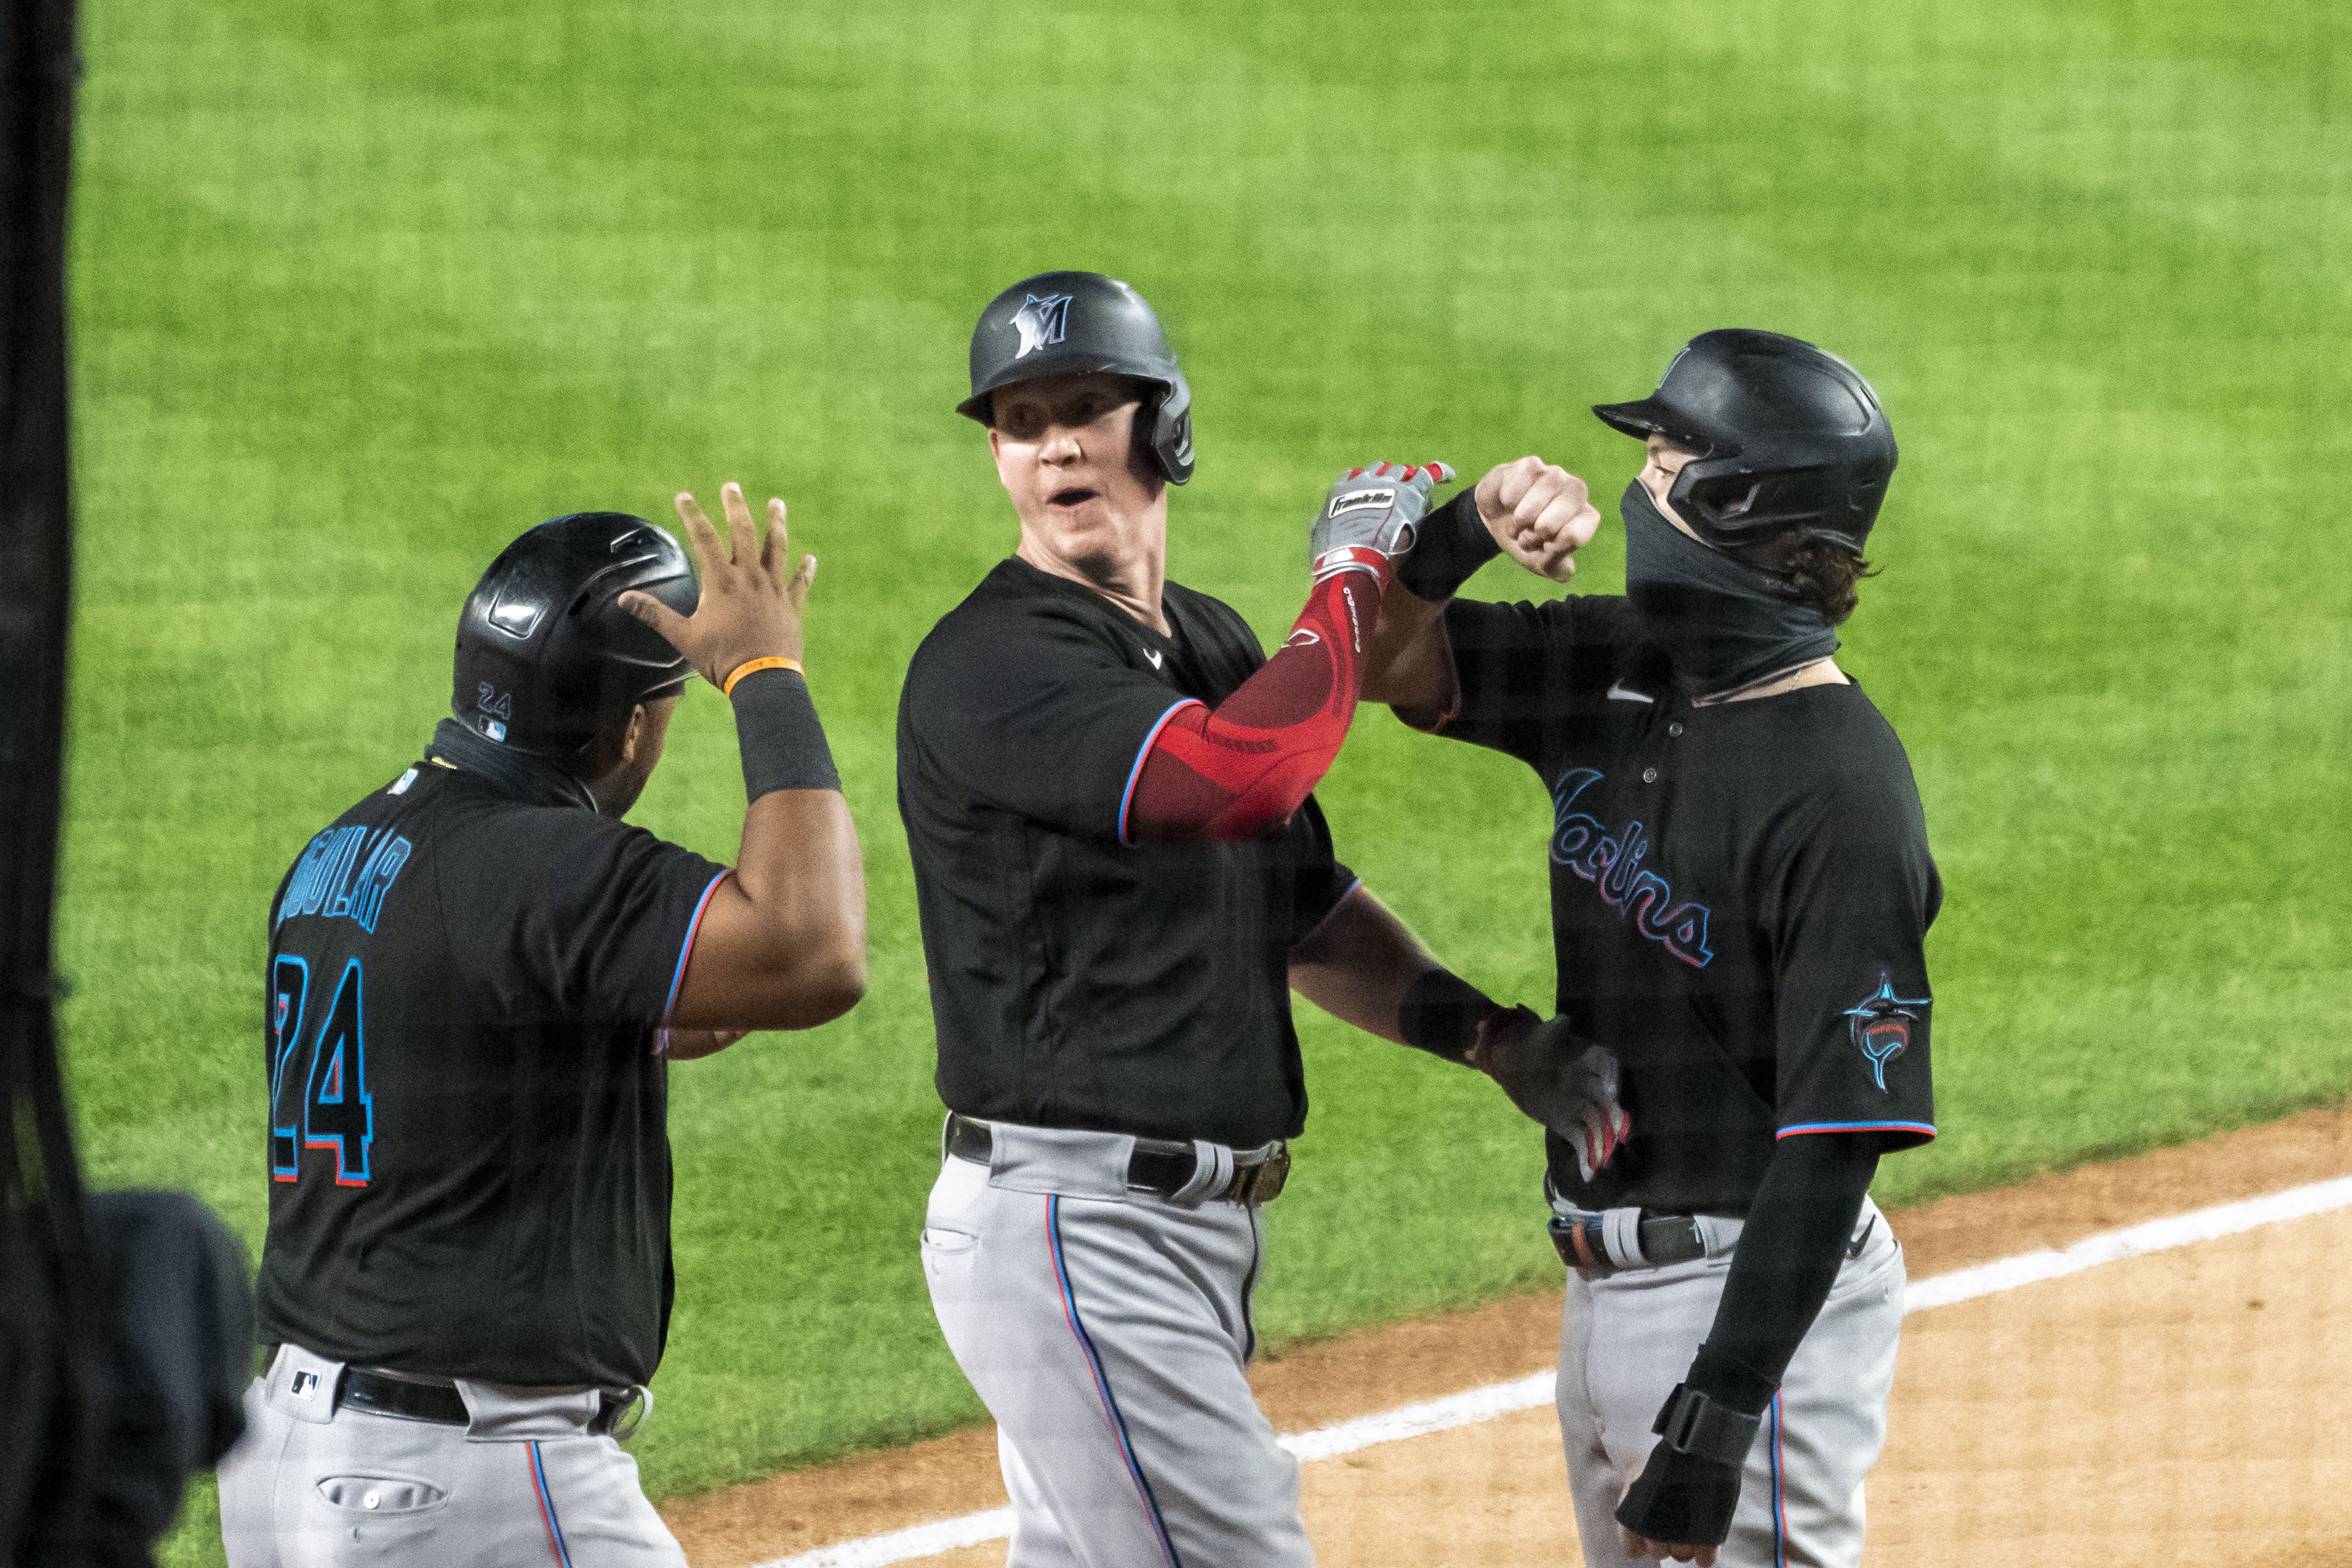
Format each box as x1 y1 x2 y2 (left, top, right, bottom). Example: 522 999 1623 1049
1548 1210 1709 1279
331 1363 637 1436
944 1112 1290 1205
1548 1208 1877 1279
337 1366 470 1425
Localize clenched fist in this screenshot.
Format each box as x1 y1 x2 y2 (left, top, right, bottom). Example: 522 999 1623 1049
1473 456 1600 582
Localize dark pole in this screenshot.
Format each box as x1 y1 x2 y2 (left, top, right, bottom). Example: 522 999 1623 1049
1 0 95 1554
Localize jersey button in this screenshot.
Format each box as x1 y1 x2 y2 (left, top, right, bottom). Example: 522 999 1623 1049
1642 766 1658 784
1668 721 1684 738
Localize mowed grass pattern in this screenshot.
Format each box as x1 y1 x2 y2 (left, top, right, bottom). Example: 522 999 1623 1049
60 0 2350 1557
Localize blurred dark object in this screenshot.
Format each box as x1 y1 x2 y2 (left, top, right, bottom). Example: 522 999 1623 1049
4 0 257 1562
1 0 94 1542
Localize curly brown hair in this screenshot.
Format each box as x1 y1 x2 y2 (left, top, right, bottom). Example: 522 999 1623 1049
1739 531 1879 626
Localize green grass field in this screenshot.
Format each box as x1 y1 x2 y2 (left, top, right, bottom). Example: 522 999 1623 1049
57 0 2351 1560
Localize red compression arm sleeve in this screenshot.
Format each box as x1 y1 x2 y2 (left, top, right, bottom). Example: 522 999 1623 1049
1127 567 1383 842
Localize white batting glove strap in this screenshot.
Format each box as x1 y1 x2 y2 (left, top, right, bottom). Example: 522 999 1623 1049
1310 543 1393 582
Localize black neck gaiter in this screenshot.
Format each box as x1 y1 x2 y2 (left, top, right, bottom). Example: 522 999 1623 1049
426 718 598 812
1620 482 1838 696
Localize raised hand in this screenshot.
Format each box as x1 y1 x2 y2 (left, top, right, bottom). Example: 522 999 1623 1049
1310 461 1457 581
1472 456 1600 582
619 481 813 690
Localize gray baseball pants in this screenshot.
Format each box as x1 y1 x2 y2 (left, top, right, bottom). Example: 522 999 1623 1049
1555 1198 1904 1568
218 1343 684 1568
920 1120 1313 1568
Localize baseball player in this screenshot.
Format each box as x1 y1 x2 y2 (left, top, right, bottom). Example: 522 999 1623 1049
898 272 1533 1567
218 489 866 1567
1362 330 1938 1566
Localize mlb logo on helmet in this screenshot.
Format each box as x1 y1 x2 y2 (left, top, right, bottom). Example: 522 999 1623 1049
1011 293 1072 359
475 682 514 743
1844 972 1929 1091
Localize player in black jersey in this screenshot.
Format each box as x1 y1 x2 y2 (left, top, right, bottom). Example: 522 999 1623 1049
218 487 865 1568
1365 331 1937 1567
899 272 1576 1567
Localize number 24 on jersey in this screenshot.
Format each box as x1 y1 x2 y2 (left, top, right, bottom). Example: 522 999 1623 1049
268 956 373 1185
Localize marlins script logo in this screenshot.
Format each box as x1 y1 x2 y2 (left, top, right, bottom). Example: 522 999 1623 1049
1011 292 1072 358
1844 972 1929 1091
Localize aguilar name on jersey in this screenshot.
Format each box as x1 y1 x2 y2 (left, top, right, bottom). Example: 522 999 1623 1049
255 759 724 1387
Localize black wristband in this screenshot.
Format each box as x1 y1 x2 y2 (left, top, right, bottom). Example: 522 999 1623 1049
729 667 840 801
1393 488 1500 602
1398 968 1497 1065
1650 1381 1765 1468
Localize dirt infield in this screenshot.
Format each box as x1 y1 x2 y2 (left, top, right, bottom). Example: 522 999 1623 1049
662 1105 2352 1567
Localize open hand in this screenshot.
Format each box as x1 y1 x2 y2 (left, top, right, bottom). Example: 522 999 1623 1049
1472 1007 1630 1179
1310 461 1457 581
619 481 813 688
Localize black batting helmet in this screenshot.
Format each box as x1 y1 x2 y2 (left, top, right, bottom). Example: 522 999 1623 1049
956 270 1195 485
1594 329 1896 554
451 512 698 757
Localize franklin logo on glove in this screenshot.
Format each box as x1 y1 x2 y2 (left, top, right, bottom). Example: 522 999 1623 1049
1309 462 1455 583
1326 487 1398 517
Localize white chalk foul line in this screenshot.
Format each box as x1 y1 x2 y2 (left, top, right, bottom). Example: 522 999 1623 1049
1898 1174 2352 1312
767 1508 1017 1568
756 1176 2352 1568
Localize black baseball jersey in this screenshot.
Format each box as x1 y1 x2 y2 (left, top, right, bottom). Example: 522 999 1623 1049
898 558 1357 1151
252 759 726 1387
1419 592 1939 1215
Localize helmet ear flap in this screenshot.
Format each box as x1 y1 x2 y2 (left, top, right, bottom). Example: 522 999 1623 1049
1125 373 1193 486
1151 370 1195 485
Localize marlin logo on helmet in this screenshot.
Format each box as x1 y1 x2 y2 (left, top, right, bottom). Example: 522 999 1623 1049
1844 972 1930 1091
1011 293 1073 359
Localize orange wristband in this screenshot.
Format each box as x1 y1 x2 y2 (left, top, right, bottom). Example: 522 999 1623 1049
721 655 802 697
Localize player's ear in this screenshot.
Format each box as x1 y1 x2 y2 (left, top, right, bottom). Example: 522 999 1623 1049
619 701 650 767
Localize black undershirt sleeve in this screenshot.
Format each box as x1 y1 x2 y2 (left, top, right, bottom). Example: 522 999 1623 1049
1393 488 1499 602
1689 1131 1881 1408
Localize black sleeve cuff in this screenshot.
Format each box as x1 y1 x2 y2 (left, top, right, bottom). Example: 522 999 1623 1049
730 667 840 800
1394 488 1500 602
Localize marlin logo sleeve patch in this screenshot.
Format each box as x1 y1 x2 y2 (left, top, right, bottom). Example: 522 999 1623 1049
1844 972 1930 1091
